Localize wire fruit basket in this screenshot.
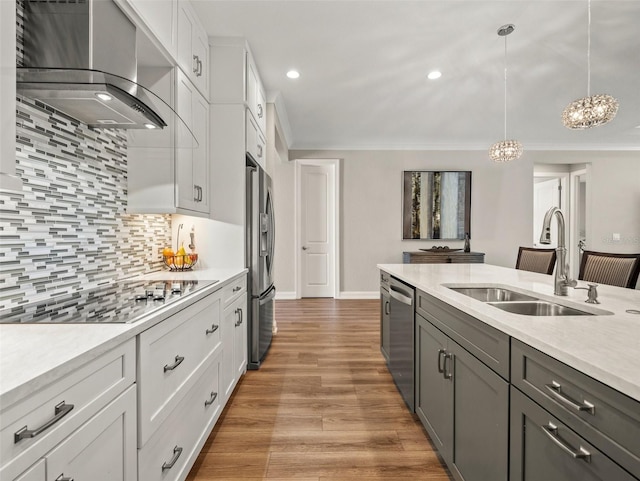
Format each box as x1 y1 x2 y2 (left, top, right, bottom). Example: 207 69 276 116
163 253 198 271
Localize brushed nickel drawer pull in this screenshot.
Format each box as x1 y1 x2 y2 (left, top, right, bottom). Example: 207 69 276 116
205 324 219 335
437 349 446 373
204 391 218 407
233 286 242 293
162 445 183 471
545 381 595 415
55 475 74 481
541 423 591 462
235 307 243 327
163 355 185 372
14 401 74 443
443 353 454 380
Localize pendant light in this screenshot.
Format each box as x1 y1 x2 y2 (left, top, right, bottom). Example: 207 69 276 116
489 24 523 163
562 0 618 129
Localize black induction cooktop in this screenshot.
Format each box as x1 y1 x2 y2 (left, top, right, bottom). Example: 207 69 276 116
0 279 218 324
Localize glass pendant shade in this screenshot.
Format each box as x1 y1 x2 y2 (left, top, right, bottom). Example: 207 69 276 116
562 94 619 129
489 140 523 163
562 0 618 129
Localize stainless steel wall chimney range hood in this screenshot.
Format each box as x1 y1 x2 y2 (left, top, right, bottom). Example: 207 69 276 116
17 0 167 130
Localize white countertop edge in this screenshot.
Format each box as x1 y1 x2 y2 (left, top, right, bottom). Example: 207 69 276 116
0 267 248 410
378 263 640 403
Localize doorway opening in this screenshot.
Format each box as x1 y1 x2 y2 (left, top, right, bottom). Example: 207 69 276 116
295 159 341 298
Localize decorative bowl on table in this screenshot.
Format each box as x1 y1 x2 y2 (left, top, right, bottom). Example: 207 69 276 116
163 253 198 271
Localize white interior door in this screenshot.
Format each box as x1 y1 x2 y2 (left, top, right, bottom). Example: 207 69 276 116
533 177 561 247
300 164 335 298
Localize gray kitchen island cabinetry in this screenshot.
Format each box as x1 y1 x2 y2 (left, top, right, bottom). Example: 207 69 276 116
511 339 640 480
415 292 509 481
510 387 637 481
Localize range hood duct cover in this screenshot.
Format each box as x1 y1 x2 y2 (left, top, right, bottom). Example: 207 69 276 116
18 0 167 130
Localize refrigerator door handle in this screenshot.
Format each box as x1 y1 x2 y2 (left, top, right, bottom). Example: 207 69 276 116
259 285 276 305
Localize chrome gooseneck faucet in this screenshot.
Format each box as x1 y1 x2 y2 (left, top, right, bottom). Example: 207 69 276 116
539 207 577 296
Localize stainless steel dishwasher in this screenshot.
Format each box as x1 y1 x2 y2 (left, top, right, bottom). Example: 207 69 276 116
388 276 416 412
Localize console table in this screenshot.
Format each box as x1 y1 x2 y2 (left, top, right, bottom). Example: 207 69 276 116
403 251 485 264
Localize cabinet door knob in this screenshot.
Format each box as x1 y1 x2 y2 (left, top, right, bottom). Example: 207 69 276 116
302 246 308 251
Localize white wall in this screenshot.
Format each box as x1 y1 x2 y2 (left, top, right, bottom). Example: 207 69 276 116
275 149 640 295
275 150 534 294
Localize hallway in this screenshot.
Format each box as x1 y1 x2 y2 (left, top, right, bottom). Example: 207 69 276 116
186 298 451 480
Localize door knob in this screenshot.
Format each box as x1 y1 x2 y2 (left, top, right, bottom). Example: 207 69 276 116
302 246 308 250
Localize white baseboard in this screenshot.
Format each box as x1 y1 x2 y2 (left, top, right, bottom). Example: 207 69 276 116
274 291 379 300
275 291 297 300
338 291 379 299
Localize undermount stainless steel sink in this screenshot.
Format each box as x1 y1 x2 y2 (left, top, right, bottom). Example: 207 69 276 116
446 284 609 317
449 287 538 303
487 301 594 316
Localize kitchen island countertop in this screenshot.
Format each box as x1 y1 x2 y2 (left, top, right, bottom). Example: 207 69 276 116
378 263 640 402
0 267 247 409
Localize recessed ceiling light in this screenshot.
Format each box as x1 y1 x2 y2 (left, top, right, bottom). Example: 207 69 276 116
427 71 442 80
144 123 157 129
286 70 300 79
95 93 112 101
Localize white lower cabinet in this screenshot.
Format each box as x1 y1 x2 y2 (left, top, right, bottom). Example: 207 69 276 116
138 349 222 481
221 293 248 401
46 386 137 481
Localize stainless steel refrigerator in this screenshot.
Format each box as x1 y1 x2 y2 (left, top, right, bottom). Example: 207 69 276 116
246 158 276 369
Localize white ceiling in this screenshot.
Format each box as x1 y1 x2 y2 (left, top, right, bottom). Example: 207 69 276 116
192 0 640 151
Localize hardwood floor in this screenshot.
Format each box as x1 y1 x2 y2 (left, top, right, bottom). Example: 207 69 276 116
186 298 451 480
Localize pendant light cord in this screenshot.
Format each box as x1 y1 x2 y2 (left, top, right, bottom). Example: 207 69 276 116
587 0 591 96
503 33 508 140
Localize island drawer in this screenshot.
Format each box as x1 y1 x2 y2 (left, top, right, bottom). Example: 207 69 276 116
512 339 640 477
138 292 221 446
138 349 222 481
416 290 510 380
222 274 246 307
0 339 135 481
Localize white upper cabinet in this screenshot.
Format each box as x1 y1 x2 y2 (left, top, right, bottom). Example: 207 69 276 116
246 52 267 136
210 38 267 137
127 68 209 217
177 0 209 100
121 0 178 60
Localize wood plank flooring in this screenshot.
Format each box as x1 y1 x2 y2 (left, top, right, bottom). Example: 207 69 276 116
186 298 451 480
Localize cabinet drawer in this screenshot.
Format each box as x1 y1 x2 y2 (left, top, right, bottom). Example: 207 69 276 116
138 292 220 446
416 290 510 380
222 275 247 307
0 340 135 481
46 385 137 481
512 339 640 477
138 350 222 481
510 387 637 481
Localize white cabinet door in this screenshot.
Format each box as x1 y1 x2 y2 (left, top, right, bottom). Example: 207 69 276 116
125 0 178 59
245 53 266 136
233 294 248 379
221 293 246 401
175 70 209 215
177 0 209 99
246 111 266 169
45 386 137 481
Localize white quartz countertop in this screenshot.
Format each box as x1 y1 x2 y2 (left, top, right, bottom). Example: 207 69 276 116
378 263 640 402
0 267 247 409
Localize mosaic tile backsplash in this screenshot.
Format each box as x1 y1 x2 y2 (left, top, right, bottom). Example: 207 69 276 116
1 1 171 309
